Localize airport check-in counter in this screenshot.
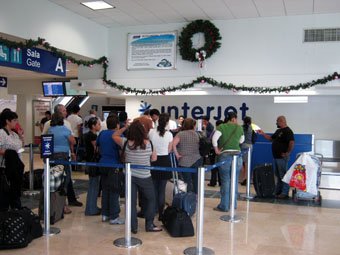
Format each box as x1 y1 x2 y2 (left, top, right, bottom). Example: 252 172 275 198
315 140 340 190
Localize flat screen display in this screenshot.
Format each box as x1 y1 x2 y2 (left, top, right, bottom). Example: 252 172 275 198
64 82 87 96
42 81 65 97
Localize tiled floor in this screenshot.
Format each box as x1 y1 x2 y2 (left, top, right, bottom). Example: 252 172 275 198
10 152 340 255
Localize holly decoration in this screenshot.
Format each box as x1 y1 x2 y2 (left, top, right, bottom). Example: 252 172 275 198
179 20 222 62
1 37 338 95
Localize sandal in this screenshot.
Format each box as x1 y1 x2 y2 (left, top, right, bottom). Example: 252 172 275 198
146 224 162 232
64 206 72 214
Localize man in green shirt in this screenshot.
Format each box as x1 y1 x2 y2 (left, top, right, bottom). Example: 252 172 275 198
212 112 244 212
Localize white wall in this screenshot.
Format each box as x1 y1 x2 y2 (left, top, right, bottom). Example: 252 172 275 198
0 0 107 59
107 13 340 88
126 95 340 140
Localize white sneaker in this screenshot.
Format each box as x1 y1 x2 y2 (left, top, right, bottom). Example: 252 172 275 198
109 217 124 225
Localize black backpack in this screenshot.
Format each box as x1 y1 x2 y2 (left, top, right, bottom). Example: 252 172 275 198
198 134 212 157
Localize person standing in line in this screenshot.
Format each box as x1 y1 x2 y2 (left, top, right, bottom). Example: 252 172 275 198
83 109 98 136
150 109 160 129
67 105 83 170
134 109 153 135
173 118 202 194
67 105 82 146
97 115 124 225
258 116 295 199
39 111 51 133
84 117 102 216
212 112 244 212
0 110 25 210
113 120 161 233
148 113 173 221
48 112 79 214
207 120 224 187
240 116 254 186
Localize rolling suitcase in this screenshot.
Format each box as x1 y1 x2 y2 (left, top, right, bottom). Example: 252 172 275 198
38 190 66 225
253 164 275 198
169 152 197 216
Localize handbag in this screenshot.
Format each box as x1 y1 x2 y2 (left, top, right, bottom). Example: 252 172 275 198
104 168 125 193
162 206 194 237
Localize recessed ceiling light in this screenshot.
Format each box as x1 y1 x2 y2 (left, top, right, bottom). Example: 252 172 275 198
81 1 114 10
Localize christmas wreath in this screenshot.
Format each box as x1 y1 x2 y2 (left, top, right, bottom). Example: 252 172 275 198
178 20 222 62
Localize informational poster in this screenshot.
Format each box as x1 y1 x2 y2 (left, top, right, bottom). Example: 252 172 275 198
127 32 176 70
33 100 51 144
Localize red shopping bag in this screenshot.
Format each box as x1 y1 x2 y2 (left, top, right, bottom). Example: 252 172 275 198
289 164 307 191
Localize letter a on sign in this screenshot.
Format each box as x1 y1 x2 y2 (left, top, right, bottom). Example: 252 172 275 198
55 58 64 73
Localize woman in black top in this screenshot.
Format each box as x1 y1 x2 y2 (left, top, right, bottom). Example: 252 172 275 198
84 117 102 216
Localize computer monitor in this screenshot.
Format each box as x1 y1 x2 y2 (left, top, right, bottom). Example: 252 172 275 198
42 81 65 97
64 81 87 96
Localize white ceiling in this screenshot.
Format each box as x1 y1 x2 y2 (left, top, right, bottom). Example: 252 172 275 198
48 0 340 27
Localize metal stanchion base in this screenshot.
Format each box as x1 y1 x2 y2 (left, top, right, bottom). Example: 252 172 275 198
113 237 142 248
239 193 256 200
184 247 215 255
220 215 243 223
23 190 40 196
43 227 60 236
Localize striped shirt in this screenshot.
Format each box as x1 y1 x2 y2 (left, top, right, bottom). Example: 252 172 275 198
121 137 152 179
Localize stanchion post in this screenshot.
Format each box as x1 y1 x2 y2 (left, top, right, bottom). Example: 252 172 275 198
114 163 142 248
43 158 60 236
24 144 40 195
184 167 214 255
29 143 34 190
240 148 255 200
221 154 243 223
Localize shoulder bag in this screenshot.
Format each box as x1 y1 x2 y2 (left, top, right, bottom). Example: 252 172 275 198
218 124 239 152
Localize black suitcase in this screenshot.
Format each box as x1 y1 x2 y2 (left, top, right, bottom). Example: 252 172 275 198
253 164 275 198
162 206 194 237
22 169 44 190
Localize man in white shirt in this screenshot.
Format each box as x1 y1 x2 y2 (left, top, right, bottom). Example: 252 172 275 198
67 105 82 143
42 104 73 136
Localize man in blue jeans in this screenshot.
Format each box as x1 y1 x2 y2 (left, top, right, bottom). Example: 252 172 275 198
258 116 295 199
212 112 244 212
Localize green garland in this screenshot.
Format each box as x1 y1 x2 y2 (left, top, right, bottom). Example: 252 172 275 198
103 72 339 95
178 20 222 62
0 37 108 69
1 37 339 95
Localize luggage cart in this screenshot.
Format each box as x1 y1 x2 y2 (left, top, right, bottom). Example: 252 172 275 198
291 152 323 205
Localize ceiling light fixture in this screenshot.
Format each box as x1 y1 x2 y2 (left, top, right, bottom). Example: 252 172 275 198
274 96 308 104
81 1 114 10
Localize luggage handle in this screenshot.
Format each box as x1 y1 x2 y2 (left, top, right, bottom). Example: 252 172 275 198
170 152 180 194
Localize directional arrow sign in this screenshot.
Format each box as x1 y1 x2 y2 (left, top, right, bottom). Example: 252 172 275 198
0 76 7 87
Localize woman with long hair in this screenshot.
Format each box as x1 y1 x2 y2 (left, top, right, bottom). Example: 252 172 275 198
172 118 202 194
149 113 173 221
240 116 253 185
0 110 25 210
48 112 77 214
113 120 161 233
84 117 102 216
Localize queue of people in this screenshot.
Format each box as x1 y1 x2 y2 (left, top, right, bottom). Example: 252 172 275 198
0 104 295 234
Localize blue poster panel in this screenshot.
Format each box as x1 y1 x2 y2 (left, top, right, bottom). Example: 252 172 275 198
0 44 66 76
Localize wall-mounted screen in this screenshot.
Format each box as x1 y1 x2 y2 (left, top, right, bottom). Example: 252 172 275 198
64 82 87 96
42 81 65 97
